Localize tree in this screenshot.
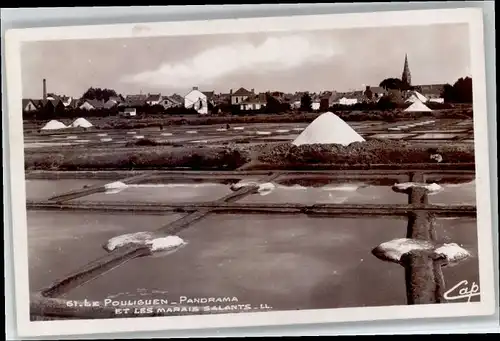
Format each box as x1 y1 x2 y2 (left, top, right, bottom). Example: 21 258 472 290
441 77 473 103
379 78 412 91
81 87 119 102
300 92 312 111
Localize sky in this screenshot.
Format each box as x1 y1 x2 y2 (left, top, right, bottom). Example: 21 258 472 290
21 23 471 99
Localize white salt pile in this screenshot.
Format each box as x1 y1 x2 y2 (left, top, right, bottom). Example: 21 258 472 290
392 182 442 194
230 180 276 196
292 128 305 132
230 180 260 191
133 135 144 139
161 132 173 136
71 117 93 128
256 131 271 136
186 130 198 134
292 112 365 146
406 91 428 103
216 128 227 132
373 238 434 263
233 127 245 130
405 100 432 112
100 138 113 142
66 136 78 139
40 120 67 130
433 243 471 263
104 231 186 253
257 182 276 196
104 181 128 194
97 133 108 137
276 129 290 133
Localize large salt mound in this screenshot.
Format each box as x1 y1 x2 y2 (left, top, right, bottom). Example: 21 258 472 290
404 99 432 112
41 120 67 130
71 117 93 128
292 112 365 146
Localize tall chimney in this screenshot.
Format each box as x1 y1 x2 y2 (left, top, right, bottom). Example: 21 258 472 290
42 79 47 100
193 86 199 91
251 88 255 93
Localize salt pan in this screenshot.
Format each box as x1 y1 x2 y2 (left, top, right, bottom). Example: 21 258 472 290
292 112 365 146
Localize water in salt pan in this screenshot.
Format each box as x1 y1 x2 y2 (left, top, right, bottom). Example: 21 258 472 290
370 133 415 139
413 133 458 140
27 210 184 291
26 179 107 201
67 215 409 309
239 179 406 205
75 181 235 203
428 180 476 205
97 133 108 137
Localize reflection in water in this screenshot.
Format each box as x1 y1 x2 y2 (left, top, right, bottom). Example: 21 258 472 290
240 178 407 205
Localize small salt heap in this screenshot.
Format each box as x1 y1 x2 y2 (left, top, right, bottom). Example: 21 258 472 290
392 182 443 194
104 181 128 194
292 112 365 146
41 120 68 130
71 117 93 128
104 231 186 254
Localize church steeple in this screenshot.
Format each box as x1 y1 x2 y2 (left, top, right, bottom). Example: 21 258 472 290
402 54 411 86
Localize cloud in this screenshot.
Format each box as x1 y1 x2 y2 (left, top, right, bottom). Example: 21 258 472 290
121 35 340 88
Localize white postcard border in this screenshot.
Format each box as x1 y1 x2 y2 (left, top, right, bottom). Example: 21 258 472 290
4 7 495 337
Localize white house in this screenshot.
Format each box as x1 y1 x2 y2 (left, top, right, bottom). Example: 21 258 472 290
338 97 358 106
230 87 254 105
22 99 39 112
240 94 267 111
429 98 445 104
311 101 321 110
146 93 162 106
159 96 182 110
184 87 210 115
121 107 137 116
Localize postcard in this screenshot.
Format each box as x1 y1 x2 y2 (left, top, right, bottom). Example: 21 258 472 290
4 6 496 337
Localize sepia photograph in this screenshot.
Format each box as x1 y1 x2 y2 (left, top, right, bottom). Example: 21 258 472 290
4 6 496 337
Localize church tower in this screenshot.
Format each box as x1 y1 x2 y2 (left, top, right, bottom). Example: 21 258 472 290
401 54 411 86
